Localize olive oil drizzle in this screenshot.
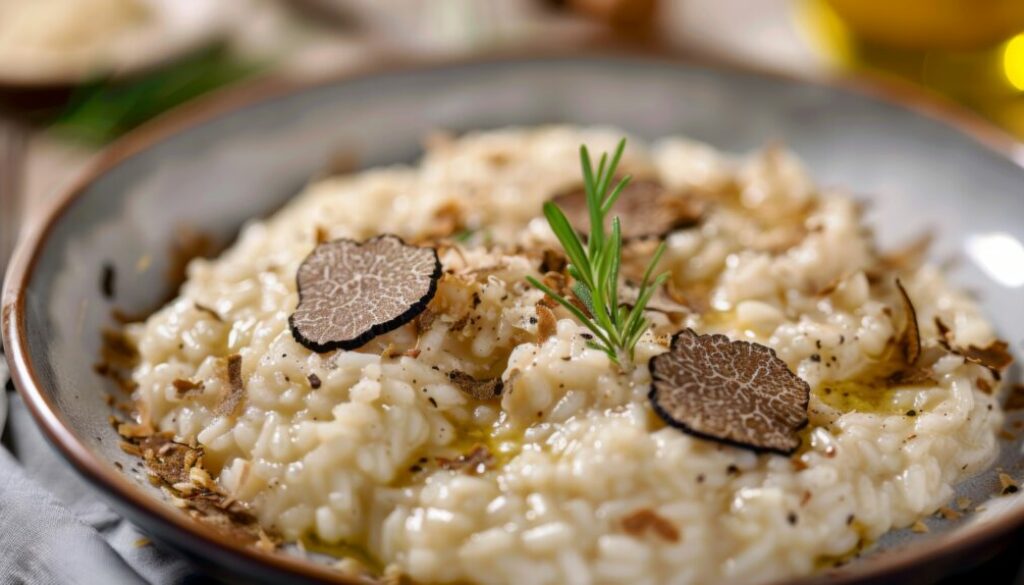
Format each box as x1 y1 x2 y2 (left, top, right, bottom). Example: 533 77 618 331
299 534 384 575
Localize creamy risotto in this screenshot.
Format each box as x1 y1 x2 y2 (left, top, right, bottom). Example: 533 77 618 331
125 127 1007 584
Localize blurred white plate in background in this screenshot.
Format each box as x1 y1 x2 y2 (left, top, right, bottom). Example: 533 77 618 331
0 0 236 87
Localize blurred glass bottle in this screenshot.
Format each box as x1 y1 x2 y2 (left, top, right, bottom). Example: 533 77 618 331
798 0 1024 138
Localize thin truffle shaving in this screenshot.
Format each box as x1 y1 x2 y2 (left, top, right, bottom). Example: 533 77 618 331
935 316 1014 379
448 370 503 401
551 179 702 240
215 354 245 417
895 278 921 365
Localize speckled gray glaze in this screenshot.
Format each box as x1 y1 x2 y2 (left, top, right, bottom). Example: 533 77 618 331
4 54 1024 585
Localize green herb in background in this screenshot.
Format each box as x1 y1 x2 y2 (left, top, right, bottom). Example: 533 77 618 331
52 44 261 144
452 229 476 243
527 138 669 368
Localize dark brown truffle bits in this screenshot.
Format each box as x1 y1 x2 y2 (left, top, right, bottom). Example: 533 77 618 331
935 316 1014 380
101 262 116 299
448 370 503 401
289 235 442 352
621 509 680 542
216 354 246 418
307 373 322 389
649 328 810 455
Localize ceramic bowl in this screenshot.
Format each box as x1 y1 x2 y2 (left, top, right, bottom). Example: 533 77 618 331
4 51 1024 584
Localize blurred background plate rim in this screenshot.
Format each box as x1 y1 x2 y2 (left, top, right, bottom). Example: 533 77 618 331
3 47 1024 585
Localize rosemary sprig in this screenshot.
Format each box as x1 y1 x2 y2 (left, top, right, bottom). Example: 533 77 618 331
527 138 669 367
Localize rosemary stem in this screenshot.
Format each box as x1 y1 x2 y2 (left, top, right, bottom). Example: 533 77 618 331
528 137 668 370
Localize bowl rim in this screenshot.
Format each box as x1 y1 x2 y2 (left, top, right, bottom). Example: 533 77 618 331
3 46 1024 585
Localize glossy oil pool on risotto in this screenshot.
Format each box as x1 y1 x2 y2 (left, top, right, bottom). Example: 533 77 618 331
125 127 1005 585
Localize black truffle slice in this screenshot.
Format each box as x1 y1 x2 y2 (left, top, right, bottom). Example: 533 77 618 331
894 278 921 365
289 235 441 352
550 179 701 240
649 328 810 455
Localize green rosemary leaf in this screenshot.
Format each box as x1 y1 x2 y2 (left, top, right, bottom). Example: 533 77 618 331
579 146 603 254
607 218 622 316
567 264 586 285
580 277 618 346
585 340 617 362
625 325 647 358
622 313 647 351
600 138 627 197
580 145 596 189
543 203 590 284
527 277 613 349
595 152 609 190
452 229 475 242
593 235 613 298
623 272 670 346
600 175 630 216
623 283 656 334
572 282 595 315
641 240 668 286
